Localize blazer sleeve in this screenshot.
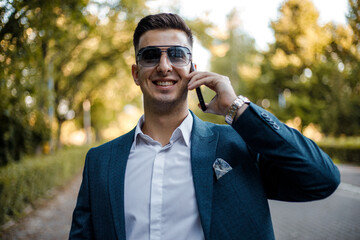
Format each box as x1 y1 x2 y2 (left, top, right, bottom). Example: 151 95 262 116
232 103 340 202
69 149 94 239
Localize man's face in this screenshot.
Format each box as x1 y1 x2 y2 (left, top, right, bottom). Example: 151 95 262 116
132 29 192 110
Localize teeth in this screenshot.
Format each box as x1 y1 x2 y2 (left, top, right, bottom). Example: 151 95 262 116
156 81 175 86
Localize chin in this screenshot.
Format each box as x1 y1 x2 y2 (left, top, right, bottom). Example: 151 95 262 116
151 96 188 112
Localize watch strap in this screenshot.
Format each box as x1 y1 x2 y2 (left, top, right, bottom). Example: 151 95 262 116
225 95 250 125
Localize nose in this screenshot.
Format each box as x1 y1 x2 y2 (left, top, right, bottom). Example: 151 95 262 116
156 52 172 73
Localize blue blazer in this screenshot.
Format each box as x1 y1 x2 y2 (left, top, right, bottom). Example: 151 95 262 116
70 103 340 240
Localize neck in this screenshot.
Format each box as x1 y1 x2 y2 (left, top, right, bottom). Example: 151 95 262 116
142 104 189 146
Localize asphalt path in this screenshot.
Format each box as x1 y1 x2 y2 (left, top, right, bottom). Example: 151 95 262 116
270 164 360 240
1 164 359 240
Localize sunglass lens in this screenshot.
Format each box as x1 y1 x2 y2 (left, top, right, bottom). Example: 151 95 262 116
167 47 189 66
140 48 161 66
138 46 191 67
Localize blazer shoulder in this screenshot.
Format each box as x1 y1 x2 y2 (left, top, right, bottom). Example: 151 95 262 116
210 122 233 133
191 112 232 132
87 128 135 156
193 115 245 146
200 120 240 137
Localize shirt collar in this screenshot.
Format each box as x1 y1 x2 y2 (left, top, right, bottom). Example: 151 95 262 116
174 111 193 146
133 111 193 148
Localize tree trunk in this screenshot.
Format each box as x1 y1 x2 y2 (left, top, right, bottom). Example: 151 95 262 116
56 118 65 150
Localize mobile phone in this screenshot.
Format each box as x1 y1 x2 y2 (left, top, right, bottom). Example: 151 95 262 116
190 63 207 111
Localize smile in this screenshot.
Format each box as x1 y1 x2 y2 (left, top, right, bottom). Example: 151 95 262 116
154 81 176 86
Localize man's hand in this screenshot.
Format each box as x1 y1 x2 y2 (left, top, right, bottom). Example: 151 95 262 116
187 71 238 116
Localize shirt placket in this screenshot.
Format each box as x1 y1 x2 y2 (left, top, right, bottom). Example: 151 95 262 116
149 145 169 240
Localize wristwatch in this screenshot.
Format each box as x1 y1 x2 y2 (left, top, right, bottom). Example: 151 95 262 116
225 95 250 125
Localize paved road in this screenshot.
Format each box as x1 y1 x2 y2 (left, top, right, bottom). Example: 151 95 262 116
1 164 360 239
270 164 360 240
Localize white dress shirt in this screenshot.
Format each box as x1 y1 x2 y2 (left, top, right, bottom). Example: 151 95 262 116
124 112 205 240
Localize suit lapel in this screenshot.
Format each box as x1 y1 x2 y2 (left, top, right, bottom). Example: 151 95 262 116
108 129 135 240
190 113 218 240
107 114 218 240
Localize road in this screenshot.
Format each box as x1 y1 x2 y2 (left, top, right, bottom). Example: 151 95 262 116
270 164 360 240
1 164 360 239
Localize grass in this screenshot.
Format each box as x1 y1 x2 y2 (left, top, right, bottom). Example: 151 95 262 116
0 144 91 226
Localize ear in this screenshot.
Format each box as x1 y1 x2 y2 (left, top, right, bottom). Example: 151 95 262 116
131 64 140 85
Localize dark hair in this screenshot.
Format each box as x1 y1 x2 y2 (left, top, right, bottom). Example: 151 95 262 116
133 13 193 52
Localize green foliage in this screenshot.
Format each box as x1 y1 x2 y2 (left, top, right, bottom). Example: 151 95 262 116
210 10 258 94
318 137 360 165
0 145 89 225
0 0 151 163
244 0 360 136
0 0 89 164
0 109 50 166
195 9 259 124
249 0 330 128
208 0 359 137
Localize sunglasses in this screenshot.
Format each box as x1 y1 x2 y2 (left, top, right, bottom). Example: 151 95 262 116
136 45 192 67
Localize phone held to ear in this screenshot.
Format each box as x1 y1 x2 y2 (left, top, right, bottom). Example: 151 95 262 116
191 63 207 111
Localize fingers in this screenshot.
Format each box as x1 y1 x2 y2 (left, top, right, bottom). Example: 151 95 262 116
199 97 217 114
188 71 235 99
187 71 226 91
197 103 215 114
187 71 205 90
188 71 238 116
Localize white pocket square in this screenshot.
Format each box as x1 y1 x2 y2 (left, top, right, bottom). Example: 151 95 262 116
213 158 232 180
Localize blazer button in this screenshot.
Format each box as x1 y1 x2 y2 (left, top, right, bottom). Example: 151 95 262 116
261 112 268 118
261 112 271 121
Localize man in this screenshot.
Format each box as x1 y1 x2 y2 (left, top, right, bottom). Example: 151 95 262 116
69 13 340 240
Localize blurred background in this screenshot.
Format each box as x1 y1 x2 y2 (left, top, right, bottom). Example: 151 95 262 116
1 0 360 234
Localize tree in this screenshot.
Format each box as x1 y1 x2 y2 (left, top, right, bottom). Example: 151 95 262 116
49 9 145 148
207 9 259 123
247 0 360 137
0 0 89 165
253 0 332 129
308 23 360 136
1 0 216 163
210 10 258 93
